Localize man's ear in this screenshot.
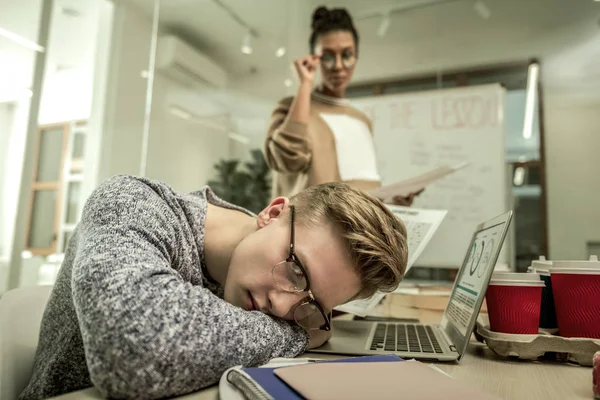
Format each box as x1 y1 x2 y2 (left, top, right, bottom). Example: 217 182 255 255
257 197 290 229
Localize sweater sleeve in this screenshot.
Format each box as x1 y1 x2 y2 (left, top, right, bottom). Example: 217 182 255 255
71 176 309 399
264 97 312 173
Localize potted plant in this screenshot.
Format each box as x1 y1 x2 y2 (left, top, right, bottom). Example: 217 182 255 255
208 149 271 214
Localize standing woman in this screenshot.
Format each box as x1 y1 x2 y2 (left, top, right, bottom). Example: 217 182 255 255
264 6 419 204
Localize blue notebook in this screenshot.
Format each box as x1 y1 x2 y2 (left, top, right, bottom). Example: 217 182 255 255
226 354 402 400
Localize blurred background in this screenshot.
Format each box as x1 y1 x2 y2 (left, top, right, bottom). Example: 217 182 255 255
1 0 599 292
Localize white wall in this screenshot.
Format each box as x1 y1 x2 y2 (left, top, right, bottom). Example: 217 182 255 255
544 97 600 259
0 99 30 290
0 103 15 257
145 76 231 193
95 1 150 181
1 100 29 254
37 0 100 124
0 104 13 245
38 67 94 124
0 0 43 93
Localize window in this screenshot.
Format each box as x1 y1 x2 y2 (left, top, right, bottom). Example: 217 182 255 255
25 121 86 255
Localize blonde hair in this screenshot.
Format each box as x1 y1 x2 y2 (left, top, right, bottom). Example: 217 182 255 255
289 182 408 299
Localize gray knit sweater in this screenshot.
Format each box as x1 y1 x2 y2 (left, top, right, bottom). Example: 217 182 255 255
20 175 309 400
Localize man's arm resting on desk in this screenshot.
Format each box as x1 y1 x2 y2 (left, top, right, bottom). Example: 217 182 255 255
72 178 309 399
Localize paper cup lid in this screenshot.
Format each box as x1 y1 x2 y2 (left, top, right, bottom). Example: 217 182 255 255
491 272 541 281
550 255 600 270
550 267 600 275
489 279 545 287
531 255 553 271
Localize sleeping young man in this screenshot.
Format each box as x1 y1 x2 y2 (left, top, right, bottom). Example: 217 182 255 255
21 175 408 399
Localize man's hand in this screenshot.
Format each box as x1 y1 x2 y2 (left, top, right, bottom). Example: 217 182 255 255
306 327 333 350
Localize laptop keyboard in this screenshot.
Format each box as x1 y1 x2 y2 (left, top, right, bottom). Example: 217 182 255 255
369 323 444 354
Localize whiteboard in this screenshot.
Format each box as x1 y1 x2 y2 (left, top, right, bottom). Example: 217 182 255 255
352 84 507 268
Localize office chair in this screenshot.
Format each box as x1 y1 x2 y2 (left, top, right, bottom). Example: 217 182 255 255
0 285 53 400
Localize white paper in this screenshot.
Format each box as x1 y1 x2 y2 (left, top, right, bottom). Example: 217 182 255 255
334 206 447 316
368 162 469 203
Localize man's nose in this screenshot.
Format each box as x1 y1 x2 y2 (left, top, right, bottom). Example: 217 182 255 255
267 289 306 320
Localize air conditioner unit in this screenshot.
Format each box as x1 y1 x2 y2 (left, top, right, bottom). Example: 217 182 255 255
156 35 227 89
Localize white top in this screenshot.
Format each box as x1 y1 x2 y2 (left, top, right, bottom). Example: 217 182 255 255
319 112 381 182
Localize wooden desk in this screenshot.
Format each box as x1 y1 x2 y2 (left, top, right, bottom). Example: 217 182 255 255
50 301 594 400
50 343 593 400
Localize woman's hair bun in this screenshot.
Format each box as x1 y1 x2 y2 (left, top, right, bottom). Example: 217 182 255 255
311 6 353 31
311 6 330 30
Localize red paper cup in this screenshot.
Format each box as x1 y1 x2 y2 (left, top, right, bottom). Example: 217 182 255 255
551 268 600 338
594 351 600 399
486 276 544 334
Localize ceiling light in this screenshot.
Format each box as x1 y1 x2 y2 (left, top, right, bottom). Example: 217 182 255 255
275 47 286 58
473 0 492 19
0 27 45 52
46 253 64 263
241 32 253 55
228 132 250 144
284 79 293 87
21 250 33 259
513 167 525 186
169 104 249 143
169 106 192 120
61 6 81 17
377 13 391 38
522 63 539 139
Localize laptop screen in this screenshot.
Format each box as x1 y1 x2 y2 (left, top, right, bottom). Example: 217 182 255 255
440 211 512 356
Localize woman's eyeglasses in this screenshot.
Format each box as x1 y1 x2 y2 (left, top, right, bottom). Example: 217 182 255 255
320 51 356 70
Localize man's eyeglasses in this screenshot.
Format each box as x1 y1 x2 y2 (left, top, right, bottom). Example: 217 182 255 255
271 205 331 331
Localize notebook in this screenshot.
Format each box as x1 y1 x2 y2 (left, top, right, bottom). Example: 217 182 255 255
274 360 501 400
225 355 402 400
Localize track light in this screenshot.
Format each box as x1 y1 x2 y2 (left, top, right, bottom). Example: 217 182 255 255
513 167 525 186
0 87 32 103
473 0 491 19
169 105 249 144
377 13 391 38
522 63 539 139
241 32 253 55
0 27 45 52
275 47 286 58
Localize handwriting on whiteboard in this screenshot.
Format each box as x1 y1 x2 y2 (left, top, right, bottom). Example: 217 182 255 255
363 93 500 131
432 96 500 130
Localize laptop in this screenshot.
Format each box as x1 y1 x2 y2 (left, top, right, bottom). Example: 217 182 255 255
309 210 513 362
